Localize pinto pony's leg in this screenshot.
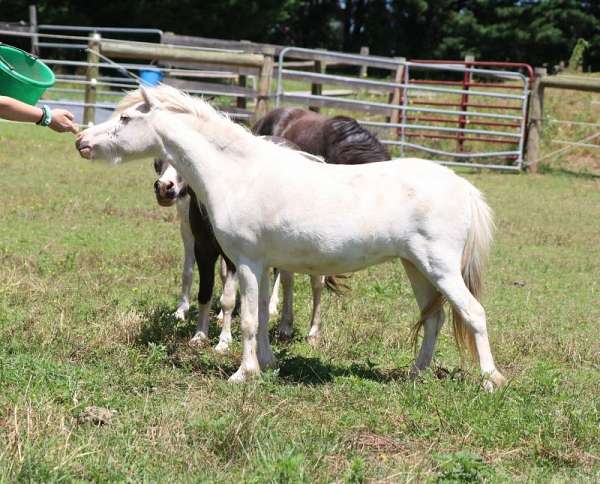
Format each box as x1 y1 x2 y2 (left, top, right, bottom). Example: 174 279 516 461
214 258 238 354
269 269 281 318
258 269 276 370
174 201 195 321
189 241 219 345
216 257 229 322
277 271 294 340
229 262 263 382
307 275 325 347
402 260 445 376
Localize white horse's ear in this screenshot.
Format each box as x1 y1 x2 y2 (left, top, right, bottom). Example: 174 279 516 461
140 85 162 110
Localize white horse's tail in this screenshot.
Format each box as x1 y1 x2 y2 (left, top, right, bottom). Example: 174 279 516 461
452 185 495 362
411 184 494 364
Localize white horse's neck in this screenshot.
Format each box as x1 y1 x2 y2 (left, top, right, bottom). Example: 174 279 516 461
151 111 252 219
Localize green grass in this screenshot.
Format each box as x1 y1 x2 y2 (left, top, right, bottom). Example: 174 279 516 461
1 122 599 482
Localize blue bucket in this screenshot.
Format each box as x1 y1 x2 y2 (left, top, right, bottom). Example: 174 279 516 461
139 68 163 86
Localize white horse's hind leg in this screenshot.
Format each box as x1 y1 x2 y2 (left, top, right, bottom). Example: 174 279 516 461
307 275 325 347
269 270 281 318
277 271 294 340
431 268 505 391
174 202 195 320
214 269 238 354
401 260 445 377
258 269 276 370
229 263 262 382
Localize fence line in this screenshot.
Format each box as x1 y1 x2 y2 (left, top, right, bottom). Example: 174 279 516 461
276 47 530 171
9 18 599 172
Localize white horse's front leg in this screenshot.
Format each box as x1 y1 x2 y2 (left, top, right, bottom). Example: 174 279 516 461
229 262 263 382
214 268 238 354
174 207 195 321
277 271 294 340
307 275 325 347
258 269 276 370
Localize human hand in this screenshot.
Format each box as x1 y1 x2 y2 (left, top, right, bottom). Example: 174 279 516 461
49 109 79 134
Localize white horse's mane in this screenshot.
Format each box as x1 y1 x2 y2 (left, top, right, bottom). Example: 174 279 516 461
115 85 323 163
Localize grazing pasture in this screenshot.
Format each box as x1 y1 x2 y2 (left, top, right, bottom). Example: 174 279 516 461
0 118 599 480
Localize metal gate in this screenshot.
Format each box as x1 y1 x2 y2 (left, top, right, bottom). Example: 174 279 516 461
276 47 533 171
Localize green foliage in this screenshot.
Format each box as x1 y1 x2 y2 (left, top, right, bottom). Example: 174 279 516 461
346 457 367 483
2 1 600 68
435 451 491 483
568 38 590 72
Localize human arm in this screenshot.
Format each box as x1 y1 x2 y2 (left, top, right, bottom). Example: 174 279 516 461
0 96 78 133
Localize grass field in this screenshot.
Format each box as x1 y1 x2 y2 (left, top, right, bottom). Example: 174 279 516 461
0 111 599 482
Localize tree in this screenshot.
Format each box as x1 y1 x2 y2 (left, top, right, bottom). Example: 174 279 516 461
2 0 600 69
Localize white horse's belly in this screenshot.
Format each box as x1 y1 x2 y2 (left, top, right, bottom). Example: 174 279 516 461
266 239 400 275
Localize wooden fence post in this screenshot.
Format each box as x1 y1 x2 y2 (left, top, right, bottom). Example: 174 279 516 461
525 67 547 173
255 50 274 120
237 74 247 110
84 33 101 126
389 57 406 140
458 54 474 151
28 5 38 56
309 58 325 113
359 46 369 77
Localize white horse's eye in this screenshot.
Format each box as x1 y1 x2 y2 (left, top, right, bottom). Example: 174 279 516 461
120 114 130 123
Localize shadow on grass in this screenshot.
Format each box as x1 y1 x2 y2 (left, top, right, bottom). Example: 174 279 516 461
539 164 600 179
277 353 410 385
131 304 467 385
276 352 466 386
135 303 229 348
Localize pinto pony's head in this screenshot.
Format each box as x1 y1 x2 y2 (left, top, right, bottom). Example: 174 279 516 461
153 158 188 207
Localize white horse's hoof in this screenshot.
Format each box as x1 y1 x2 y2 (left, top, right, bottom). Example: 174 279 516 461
228 366 260 383
306 334 320 347
483 370 507 392
214 340 230 354
173 307 188 321
189 332 208 347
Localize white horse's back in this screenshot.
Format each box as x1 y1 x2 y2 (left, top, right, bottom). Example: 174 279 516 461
219 153 475 274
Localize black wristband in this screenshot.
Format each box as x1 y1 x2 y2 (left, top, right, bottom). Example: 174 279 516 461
35 107 44 125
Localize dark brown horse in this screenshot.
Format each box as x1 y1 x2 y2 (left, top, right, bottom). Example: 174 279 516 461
252 107 390 164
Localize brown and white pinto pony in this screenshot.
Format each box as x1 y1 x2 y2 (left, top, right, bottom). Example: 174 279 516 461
154 137 332 352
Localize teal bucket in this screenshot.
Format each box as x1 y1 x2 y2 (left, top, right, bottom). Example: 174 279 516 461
0 43 55 105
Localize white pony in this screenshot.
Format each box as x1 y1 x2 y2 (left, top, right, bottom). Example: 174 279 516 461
76 85 506 390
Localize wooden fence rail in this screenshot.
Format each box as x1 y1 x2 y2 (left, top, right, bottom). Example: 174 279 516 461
525 69 600 172
83 35 274 124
